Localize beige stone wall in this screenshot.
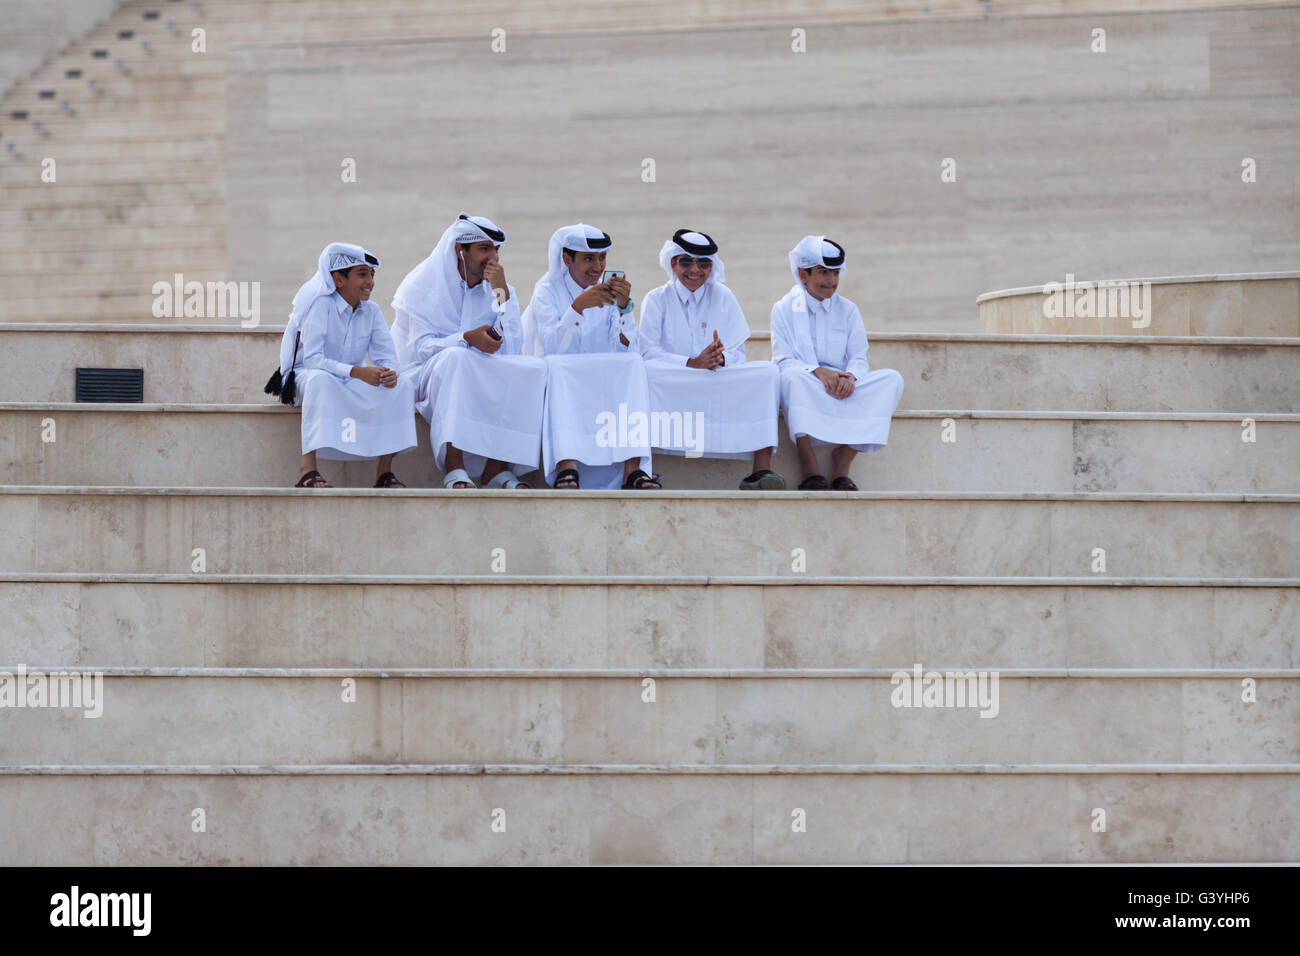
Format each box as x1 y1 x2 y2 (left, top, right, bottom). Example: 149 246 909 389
222 9 1300 332
4 3 1298 327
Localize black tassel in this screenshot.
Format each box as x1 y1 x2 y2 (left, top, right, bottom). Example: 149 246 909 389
264 367 283 396
280 369 297 405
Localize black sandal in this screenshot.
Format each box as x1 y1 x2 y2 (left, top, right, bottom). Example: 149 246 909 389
373 472 406 488
739 469 787 491
295 470 331 488
622 469 662 490
553 468 580 489
831 476 858 491
798 474 829 491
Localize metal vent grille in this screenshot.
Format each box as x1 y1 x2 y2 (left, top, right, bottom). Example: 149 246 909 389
75 368 143 403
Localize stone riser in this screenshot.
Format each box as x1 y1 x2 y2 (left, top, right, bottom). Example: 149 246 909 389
5 407 1297 494
0 255 225 275
1 771 1296 864
0 157 223 185
0 225 220 249
0 184 221 205
0 202 224 229
2 492 1295 578
7 579 1293 670
1 676 1294 765
5 327 1298 411
0 138 218 165
980 277 1300 337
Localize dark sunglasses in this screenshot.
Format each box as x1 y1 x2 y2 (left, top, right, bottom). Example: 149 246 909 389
674 256 713 269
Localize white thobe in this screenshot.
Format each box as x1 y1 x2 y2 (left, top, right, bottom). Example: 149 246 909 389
527 272 651 488
769 284 904 452
394 278 546 475
638 279 780 460
295 292 417 460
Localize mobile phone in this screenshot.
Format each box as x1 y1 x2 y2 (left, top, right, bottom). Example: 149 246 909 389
602 270 625 284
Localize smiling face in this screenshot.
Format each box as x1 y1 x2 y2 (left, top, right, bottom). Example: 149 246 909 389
671 254 712 292
332 265 375 307
563 249 607 289
456 241 499 285
798 264 840 301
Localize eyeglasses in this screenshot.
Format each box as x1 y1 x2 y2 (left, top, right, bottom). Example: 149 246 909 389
674 256 713 269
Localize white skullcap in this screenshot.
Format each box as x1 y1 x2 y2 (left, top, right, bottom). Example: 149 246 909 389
450 212 506 246
789 235 846 282
327 248 379 273
658 227 727 285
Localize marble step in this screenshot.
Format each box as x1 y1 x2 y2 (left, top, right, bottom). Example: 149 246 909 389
3 324 1297 412
4 765 1294 864
7 573 1293 670
1 487 1295 578
1 672 1294 766
3 404 1296 493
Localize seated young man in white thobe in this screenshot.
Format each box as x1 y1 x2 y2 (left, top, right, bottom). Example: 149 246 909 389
770 236 904 490
390 213 547 489
273 242 417 488
521 223 658 490
638 229 784 490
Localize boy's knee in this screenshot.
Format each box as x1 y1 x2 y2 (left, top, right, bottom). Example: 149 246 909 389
879 368 904 395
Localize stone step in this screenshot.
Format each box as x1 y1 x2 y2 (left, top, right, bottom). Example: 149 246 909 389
979 274 1300 337
1 672 1294 766
0 225 221 248
1 488 1294 578
0 183 221 205
141 0 1300 31
4 404 1296 494
4 79 226 109
0 201 224 229
3 324 1297 412
4 765 1294 864
0 155 222 185
0 252 224 272
0 138 219 163
6 573 1293 670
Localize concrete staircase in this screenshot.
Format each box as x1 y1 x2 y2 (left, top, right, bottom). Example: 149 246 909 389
1 308 1296 863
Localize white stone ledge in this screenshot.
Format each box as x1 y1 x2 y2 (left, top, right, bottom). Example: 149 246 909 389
10 667 1292 679
4 323 1299 348
3 485 1295 502
4 763 1297 776
978 271 1300 303
10 402 1297 422
2 572 1294 587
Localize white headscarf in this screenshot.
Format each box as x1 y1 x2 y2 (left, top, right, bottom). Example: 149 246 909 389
658 229 727 286
541 223 611 286
788 235 846 283
390 212 506 332
281 241 380 377
521 223 614 356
